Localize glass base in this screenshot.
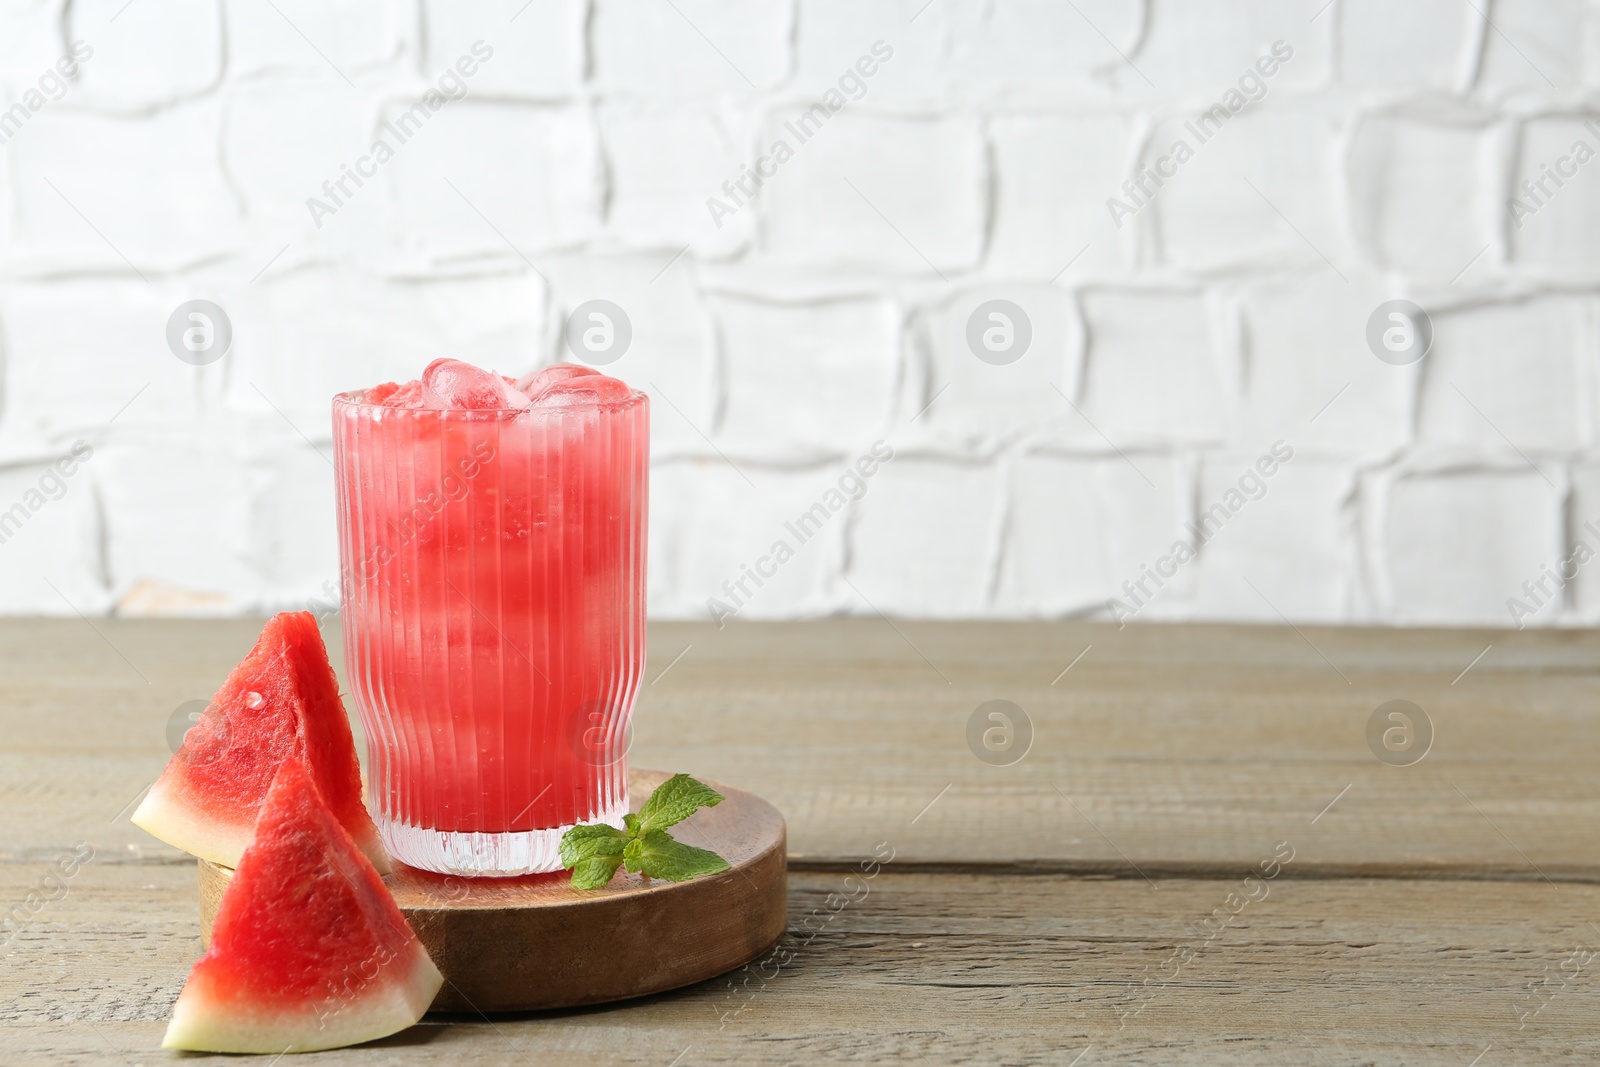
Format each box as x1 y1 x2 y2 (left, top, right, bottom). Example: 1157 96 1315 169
378 798 629 877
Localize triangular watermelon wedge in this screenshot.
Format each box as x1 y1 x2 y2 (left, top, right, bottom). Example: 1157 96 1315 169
133 611 389 873
163 760 443 1053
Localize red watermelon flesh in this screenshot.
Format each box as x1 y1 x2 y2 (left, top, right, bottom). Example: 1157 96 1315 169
163 760 442 1053
133 611 388 872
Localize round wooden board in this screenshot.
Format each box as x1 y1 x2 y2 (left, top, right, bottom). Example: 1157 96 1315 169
198 769 787 1013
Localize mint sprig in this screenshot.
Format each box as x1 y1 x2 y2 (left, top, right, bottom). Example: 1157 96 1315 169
559 774 731 889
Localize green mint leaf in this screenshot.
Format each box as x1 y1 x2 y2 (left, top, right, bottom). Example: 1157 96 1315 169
634 830 731 882
569 854 623 890
558 823 627 869
636 774 724 835
562 773 732 888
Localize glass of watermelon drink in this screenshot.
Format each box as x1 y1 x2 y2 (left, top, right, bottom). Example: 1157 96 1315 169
331 359 647 876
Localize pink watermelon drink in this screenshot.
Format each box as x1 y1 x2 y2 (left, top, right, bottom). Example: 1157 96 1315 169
332 360 647 876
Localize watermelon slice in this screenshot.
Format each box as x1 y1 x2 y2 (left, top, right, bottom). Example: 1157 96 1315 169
163 760 442 1053
133 611 388 872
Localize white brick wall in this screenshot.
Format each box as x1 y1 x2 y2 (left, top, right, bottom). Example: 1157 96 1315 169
2 0 1598 629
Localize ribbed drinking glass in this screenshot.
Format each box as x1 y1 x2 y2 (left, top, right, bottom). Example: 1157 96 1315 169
332 389 647 876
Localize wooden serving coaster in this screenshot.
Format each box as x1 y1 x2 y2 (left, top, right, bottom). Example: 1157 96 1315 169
197 769 787 1013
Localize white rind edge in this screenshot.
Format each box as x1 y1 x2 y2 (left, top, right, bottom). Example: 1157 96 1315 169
130 778 254 869
131 777 393 874
161 945 444 1053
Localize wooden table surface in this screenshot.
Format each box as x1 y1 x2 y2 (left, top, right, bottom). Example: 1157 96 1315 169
4 617 1599 1065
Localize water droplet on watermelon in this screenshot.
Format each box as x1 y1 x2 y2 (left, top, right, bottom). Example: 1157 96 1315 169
245 691 265 709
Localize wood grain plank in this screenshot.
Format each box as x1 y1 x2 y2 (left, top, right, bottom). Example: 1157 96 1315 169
2 619 1597 878
2 861 1597 1065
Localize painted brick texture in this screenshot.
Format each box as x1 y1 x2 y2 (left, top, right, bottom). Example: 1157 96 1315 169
0 0 1591 631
